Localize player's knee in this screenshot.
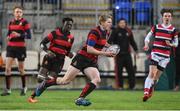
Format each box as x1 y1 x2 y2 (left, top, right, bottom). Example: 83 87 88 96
37 75 45 83
93 78 101 84
48 72 57 79
97 78 101 83
37 78 43 83
57 78 71 85
37 68 48 82
62 78 71 85
150 70 157 76
148 73 153 78
37 74 46 83
152 71 157 76
19 69 25 75
5 68 11 74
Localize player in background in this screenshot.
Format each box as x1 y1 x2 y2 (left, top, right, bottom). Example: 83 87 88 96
143 8 178 102
28 14 115 106
1 6 31 96
28 17 74 103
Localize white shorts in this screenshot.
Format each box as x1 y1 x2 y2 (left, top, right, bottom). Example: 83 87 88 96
150 53 170 70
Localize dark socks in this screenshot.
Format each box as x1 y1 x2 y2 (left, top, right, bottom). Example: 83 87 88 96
21 75 26 88
79 82 96 98
5 75 11 90
32 79 57 98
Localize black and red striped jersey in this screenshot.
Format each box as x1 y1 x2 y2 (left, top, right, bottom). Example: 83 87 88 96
78 26 107 62
7 18 31 48
47 28 74 57
151 24 178 57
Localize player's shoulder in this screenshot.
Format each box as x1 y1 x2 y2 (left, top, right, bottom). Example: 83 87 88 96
68 33 74 39
89 26 101 36
169 25 176 30
9 19 15 24
21 18 29 23
152 24 159 28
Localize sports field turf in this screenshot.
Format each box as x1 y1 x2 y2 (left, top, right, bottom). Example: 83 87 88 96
0 90 180 110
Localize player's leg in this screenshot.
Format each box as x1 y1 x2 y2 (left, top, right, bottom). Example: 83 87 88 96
32 65 79 95
29 68 58 102
149 57 169 96
36 71 58 94
1 57 14 96
28 68 50 102
29 66 80 103
56 55 81 85
143 65 158 101
28 55 54 103
144 65 157 93
149 64 164 96
153 57 169 86
36 56 63 86
28 74 58 103
80 67 100 97
148 69 162 97
18 60 27 96
29 55 57 99
37 55 50 82
37 67 49 82
16 48 27 96
75 67 100 106
153 69 162 85
56 65 80 85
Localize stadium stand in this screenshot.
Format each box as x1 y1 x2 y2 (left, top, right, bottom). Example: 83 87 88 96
134 1 152 24
115 1 132 23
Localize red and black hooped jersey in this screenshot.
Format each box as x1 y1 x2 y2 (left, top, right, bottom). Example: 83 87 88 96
47 28 74 56
151 24 178 57
78 26 107 62
7 18 31 47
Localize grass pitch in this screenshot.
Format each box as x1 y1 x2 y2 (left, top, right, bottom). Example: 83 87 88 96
0 90 180 110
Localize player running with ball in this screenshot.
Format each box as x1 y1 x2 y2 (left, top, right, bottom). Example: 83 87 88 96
28 14 116 106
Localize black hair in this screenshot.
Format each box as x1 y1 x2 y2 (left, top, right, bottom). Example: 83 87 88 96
160 8 173 16
117 18 127 24
62 17 73 24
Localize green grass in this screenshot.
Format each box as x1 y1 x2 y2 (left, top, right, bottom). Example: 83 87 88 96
0 90 180 110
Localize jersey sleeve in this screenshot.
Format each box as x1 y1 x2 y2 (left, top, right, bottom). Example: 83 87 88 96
47 31 56 41
151 25 156 35
24 20 31 31
87 30 99 47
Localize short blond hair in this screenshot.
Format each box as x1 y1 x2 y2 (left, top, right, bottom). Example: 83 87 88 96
99 14 112 25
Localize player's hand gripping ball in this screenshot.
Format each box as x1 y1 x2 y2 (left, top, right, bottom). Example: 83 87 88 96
105 44 120 55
